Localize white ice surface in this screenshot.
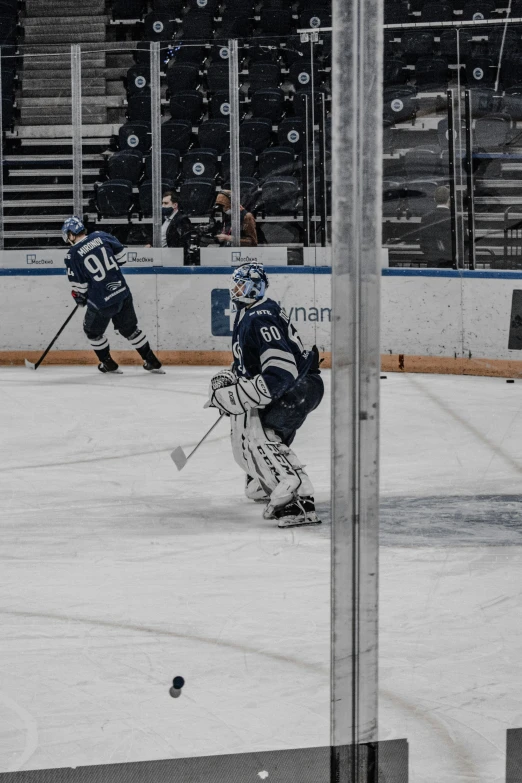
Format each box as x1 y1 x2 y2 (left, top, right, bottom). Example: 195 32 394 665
0 367 521 782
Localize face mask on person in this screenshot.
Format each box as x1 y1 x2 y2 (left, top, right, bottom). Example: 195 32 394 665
162 206 174 218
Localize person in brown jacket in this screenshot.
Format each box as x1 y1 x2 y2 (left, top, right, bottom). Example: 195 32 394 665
214 190 258 247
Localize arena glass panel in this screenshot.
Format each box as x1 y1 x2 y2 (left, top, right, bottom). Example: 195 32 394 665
465 21 522 270
0 32 340 783
379 11 522 783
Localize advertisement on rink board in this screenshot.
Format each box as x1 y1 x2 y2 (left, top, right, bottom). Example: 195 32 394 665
0 248 184 269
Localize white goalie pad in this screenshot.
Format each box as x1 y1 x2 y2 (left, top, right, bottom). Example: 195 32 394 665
231 409 314 509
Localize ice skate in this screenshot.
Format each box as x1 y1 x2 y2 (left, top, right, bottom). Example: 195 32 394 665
98 357 122 374
272 497 321 528
143 351 165 374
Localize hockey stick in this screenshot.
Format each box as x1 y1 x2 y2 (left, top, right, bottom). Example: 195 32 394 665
24 305 80 370
171 413 225 471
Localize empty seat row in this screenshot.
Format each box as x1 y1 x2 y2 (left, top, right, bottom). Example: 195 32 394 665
107 145 302 184
96 175 301 217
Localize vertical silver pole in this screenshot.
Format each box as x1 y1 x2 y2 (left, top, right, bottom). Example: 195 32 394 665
71 45 83 218
151 41 162 248
0 52 4 250
331 0 382 770
228 39 241 248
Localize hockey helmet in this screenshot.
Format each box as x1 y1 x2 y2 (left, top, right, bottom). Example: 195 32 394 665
230 263 268 304
61 215 85 244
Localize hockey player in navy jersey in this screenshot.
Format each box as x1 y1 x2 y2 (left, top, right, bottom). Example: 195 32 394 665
61 217 163 374
206 263 324 528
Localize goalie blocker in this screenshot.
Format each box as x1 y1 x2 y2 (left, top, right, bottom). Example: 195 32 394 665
206 263 324 528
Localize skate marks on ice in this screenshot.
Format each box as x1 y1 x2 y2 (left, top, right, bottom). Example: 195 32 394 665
380 494 522 547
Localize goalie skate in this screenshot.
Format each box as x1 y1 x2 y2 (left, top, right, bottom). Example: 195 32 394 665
270 497 322 529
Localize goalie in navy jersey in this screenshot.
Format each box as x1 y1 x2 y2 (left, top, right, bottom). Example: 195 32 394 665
206 263 324 528
62 216 162 374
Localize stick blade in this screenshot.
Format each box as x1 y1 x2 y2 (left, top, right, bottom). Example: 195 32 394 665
171 447 188 471
24 359 36 370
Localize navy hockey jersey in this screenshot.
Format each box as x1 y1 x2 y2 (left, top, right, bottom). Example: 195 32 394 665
64 231 128 310
232 296 316 400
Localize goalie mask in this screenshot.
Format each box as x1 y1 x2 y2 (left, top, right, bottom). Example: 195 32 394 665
230 263 268 304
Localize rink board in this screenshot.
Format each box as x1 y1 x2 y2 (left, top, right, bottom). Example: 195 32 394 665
2 267 522 374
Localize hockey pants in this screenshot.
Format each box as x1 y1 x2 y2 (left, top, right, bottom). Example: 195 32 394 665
83 294 151 361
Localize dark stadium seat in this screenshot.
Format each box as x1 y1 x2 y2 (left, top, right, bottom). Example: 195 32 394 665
209 90 231 119
384 1 410 24
182 12 214 40
222 177 260 210
127 94 152 122
166 63 200 93
501 55 522 89
221 148 257 180
143 12 176 41
383 86 417 125
251 88 285 122
153 0 183 15
382 179 406 218
119 121 151 152
182 148 219 180
261 177 300 215
439 30 472 59
404 179 442 217
259 146 295 180
288 62 321 92
206 63 230 93
171 44 207 64
139 178 176 215
474 114 513 149
185 0 219 13
420 1 453 21
198 119 230 153
108 150 143 184
169 90 204 123
134 41 152 66
466 57 495 87
415 57 448 90
501 88 522 121
384 57 408 87
1 94 13 130
0 15 17 45
487 28 519 58
400 31 435 61
258 7 293 35
403 147 442 180
247 62 280 92
299 7 332 29
126 65 150 96
469 87 502 118
180 178 216 215
219 12 252 38
209 44 231 63
144 149 181 182
462 0 495 20
112 0 145 20
96 180 134 217
240 118 273 153
161 118 193 152
277 117 305 152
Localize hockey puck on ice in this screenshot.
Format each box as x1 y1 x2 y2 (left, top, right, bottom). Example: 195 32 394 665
169 687 182 699
507 379 515 383
172 676 185 689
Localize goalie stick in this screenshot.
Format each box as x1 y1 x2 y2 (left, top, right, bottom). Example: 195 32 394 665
24 305 80 370
171 413 224 471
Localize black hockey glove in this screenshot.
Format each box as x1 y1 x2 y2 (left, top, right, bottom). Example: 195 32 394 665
71 290 87 307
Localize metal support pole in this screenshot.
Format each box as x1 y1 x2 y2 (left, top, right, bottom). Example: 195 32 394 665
0 51 4 250
228 40 241 249
151 41 162 248
464 90 476 270
71 45 83 219
447 90 459 269
302 93 311 249
331 0 381 773
319 93 328 247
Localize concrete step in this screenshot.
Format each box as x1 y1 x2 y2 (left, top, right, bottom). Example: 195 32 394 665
22 42 132 54
8 124 119 138
23 16 109 27
4 153 104 162
18 96 121 107
23 57 106 71
21 68 108 80
22 80 107 98
25 0 105 16
23 29 107 44
19 109 108 125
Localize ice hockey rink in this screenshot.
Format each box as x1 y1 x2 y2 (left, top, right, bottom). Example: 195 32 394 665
1 366 521 783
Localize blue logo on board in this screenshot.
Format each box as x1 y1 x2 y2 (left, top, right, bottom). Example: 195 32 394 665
211 289 236 336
